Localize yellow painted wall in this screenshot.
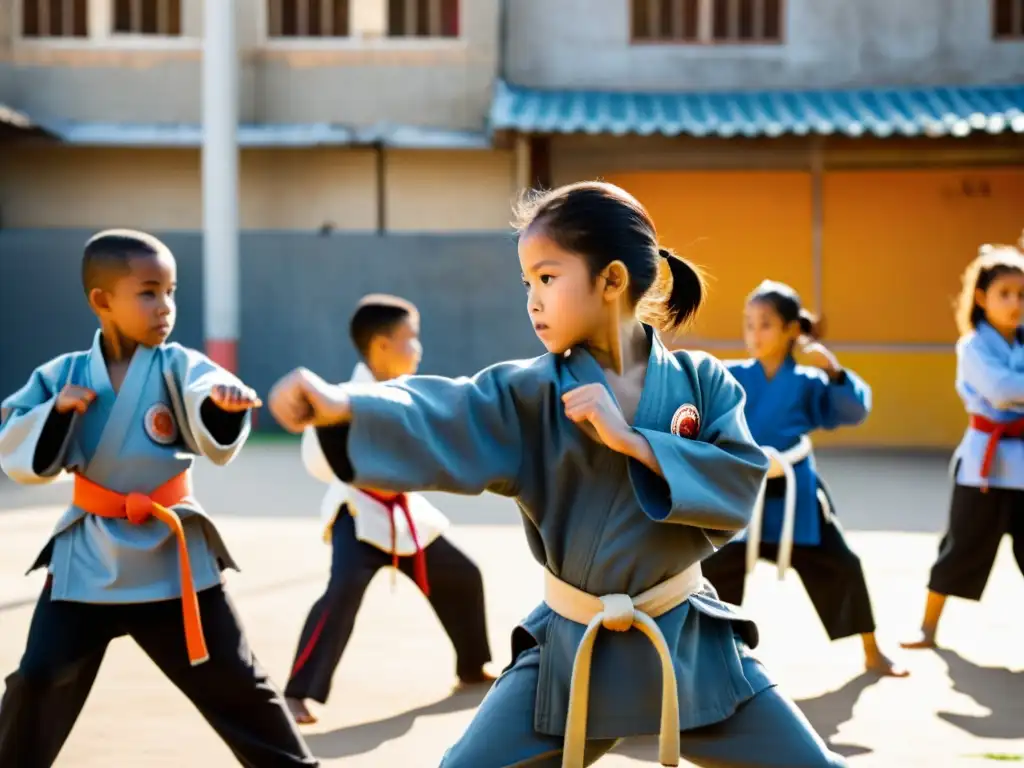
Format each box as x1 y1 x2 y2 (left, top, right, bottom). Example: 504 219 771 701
605 171 813 341
694 347 963 449
822 167 1024 344
621 165 1024 449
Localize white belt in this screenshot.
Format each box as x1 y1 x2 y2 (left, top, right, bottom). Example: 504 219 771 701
745 435 812 579
543 564 704 768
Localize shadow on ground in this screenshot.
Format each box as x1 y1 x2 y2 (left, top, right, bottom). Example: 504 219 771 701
304 686 489 760
936 648 1024 742
612 672 879 762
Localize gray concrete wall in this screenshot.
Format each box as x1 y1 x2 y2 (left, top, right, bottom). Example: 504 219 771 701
0 230 540 430
506 0 1024 91
0 0 498 128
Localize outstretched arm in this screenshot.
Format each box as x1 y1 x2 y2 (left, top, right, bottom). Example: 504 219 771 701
273 364 527 497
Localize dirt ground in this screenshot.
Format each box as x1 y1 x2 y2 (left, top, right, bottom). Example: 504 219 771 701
0 441 1021 767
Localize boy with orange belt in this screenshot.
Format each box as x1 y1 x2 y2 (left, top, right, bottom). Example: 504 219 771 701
0 230 316 766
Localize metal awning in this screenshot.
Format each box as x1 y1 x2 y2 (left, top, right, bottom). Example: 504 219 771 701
489 80 1024 138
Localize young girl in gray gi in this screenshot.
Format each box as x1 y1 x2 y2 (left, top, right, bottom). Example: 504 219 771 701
267 182 845 767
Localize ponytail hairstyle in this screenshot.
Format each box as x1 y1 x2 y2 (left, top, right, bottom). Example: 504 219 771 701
954 237 1024 337
513 181 707 332
748 279 824 341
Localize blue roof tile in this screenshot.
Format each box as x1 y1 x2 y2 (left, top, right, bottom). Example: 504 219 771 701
489 80 1024 138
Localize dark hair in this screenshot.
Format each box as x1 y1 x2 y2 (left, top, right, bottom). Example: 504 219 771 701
513 181 706 331
349 294 419 358
954 240 1024 336
82 228 170 296
747 279 823 341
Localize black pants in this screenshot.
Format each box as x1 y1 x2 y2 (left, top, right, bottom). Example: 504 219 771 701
284 509 492 703
928 482 1024 600
702 477 876 641
0 582 317 768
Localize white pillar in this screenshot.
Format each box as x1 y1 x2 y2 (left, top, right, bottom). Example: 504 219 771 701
202 0 240 372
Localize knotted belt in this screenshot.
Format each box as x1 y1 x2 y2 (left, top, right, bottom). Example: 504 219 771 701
72 471 208 666
543 563 704 768
969 413 1024 491
360 488 430 596
746 434 812 579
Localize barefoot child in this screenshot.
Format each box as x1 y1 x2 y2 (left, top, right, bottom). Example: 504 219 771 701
269 183 846 767
285 294 494 725
0 230 316 766
902 242 1024 651
702 280 907 678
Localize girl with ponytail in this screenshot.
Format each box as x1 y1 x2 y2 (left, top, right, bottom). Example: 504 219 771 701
268 181 846 766
702 280 908 678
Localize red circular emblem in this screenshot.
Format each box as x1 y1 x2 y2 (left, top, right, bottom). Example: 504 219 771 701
144 403 178 446
671 404 700 439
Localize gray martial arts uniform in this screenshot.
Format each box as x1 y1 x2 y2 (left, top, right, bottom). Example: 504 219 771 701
314 325 846 767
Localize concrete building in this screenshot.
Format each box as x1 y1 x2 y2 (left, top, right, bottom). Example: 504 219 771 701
1 0 1022 447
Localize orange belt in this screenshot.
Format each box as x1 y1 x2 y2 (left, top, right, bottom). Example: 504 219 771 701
969 413 1024 490
73 471 209 666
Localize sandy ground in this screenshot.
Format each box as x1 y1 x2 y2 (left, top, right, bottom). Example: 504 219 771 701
0 441 1021 767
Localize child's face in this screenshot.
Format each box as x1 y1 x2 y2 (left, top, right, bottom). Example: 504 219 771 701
743 300 799 360
519 231 605 354
376 316 422 379
977 270 1024 334
93 252 177 347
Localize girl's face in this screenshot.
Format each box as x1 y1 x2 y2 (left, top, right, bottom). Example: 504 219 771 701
977 270 1024 335
519 230 605 354
743 299 799 360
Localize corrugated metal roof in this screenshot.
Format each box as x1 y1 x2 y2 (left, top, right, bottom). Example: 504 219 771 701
32 120 490 149
489 80 1024 138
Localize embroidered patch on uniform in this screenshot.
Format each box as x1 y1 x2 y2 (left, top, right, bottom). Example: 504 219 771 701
144 403 178 445
670 404 700 439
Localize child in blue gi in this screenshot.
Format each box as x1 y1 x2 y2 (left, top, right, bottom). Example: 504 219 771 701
0 230 316 766
903 241 1024 650
703 280 907 678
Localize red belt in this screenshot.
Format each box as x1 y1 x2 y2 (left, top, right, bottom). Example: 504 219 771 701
360 488 430 596
969 413 1024 489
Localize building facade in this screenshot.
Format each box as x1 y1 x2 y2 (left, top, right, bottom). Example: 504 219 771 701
495 0 1024 449
1 0 1023 446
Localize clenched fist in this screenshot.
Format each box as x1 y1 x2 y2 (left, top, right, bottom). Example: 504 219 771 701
561 383 635 454
55 385 96 415
209 384 262 413
268 367 352 433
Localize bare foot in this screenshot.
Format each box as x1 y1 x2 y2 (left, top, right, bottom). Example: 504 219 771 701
456 666 498 689
865 652 910 677
286 697 318 725
899 631 937 650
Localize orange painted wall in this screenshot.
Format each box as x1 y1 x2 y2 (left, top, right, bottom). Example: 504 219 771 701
696 347 963 449
822 168 1024 344
606 171 813 341
618 165 1024 449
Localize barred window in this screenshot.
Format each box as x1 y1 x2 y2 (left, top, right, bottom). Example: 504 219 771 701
993 0 1024 38
113 0 182 36
388 0 459 38
632 0 783 44
21 0 88 38
268 0 350 37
